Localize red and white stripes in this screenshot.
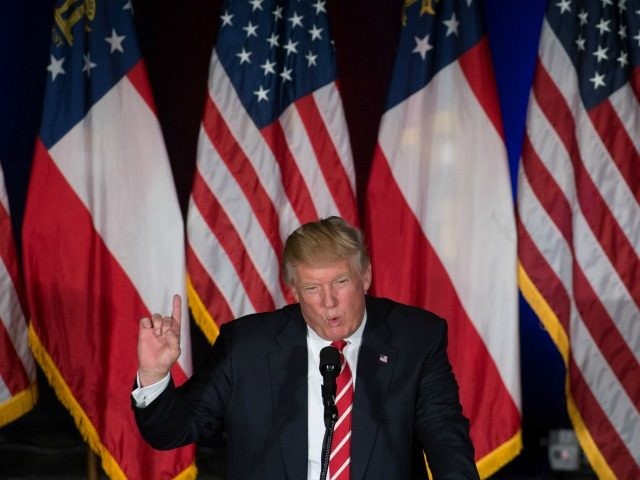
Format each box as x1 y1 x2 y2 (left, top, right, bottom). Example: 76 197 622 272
329 340 353 480
517 19 640 479
0 164 37 427
187 50 357 340
366 37 521 477
22 62 195 479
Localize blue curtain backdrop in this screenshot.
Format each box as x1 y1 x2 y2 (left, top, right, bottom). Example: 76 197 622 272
1 0 565 474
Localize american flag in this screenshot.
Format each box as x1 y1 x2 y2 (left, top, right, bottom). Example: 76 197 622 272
365 0 521 477
21 1 195 478
186 0 357 339
0 163 37 427
517 1 640 478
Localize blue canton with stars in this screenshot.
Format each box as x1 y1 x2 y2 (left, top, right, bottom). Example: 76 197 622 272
385 0 484 111
41 0 141 149
548 0 640 110
215 0 337 129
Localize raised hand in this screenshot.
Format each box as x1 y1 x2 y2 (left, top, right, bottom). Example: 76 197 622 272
137 294 182 387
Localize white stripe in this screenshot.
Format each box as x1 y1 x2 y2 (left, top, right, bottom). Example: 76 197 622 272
539 20 640 259
378 60 520 407
0 377 9 402
312 83 357 193
0 167 8 212
333 403 352 430
329 431 351 460
187 198 255 318
330 457 350 480
524 98 578 209
0 259 36 381
609 83 640 154
193 129 287 309
517 172 574 292
334 379 352 404
280 103 341 216
519 172 640 462
48 77 191 375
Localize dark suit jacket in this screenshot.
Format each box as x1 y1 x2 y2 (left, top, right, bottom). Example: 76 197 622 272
134 296 479 479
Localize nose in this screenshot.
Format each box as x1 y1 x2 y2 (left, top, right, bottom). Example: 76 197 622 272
321 286 338 309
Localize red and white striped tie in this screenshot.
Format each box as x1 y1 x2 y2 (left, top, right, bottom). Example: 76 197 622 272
330 340 353 480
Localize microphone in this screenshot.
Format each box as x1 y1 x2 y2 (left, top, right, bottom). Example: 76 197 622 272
319 345 341 426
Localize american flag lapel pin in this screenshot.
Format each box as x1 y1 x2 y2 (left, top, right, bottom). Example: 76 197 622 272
378 353 389 364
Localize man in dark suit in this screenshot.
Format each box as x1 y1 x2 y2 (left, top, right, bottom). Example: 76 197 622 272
133 217 479 479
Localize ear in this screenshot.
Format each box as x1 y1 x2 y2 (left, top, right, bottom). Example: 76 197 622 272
289 284 300 302
363 264 372 292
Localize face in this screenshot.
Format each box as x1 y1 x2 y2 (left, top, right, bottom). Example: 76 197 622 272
289 257 371 341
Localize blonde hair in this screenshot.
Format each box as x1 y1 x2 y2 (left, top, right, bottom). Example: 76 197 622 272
282 216 370 285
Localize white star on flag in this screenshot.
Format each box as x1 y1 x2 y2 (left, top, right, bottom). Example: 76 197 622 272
105 29 125 53
47 55 65 81
82 53 97 76
443 13 460 36
221 10 234 26
237 48 252 64
413 34 433 60
254 85 269 101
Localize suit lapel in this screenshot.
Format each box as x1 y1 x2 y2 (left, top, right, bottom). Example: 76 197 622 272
268 307 308 479
351 297 396 480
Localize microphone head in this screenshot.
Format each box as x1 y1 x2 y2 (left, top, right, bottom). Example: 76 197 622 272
319 345 341 378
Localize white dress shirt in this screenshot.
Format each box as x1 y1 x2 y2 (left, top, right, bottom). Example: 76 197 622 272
306 313 366 480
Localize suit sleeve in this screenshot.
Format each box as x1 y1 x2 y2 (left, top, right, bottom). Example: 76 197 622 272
415 320 479 479
132 324 233 450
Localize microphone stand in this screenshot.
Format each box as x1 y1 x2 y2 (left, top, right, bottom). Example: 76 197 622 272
319 386 338 480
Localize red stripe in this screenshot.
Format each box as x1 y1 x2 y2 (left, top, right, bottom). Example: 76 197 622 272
331 359 352 479
458 37 505 140
366 146 520 459
533 61 640 309
0 203 25 308
568 357 640 479
190 168 276 313
126 60 159 115
295 92 358 225
0 318 29 394
201 95 285 259
520 136 574 243
186 243 234 326
572 265 639 406
22 140 194 479
516 217 572 332
260 121 318 222
587 100 640 203
629 67 640 103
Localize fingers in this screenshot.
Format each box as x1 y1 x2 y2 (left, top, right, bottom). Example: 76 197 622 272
150 313 164 335
140 316 153 329
171 294 182 325
139 294 182 337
